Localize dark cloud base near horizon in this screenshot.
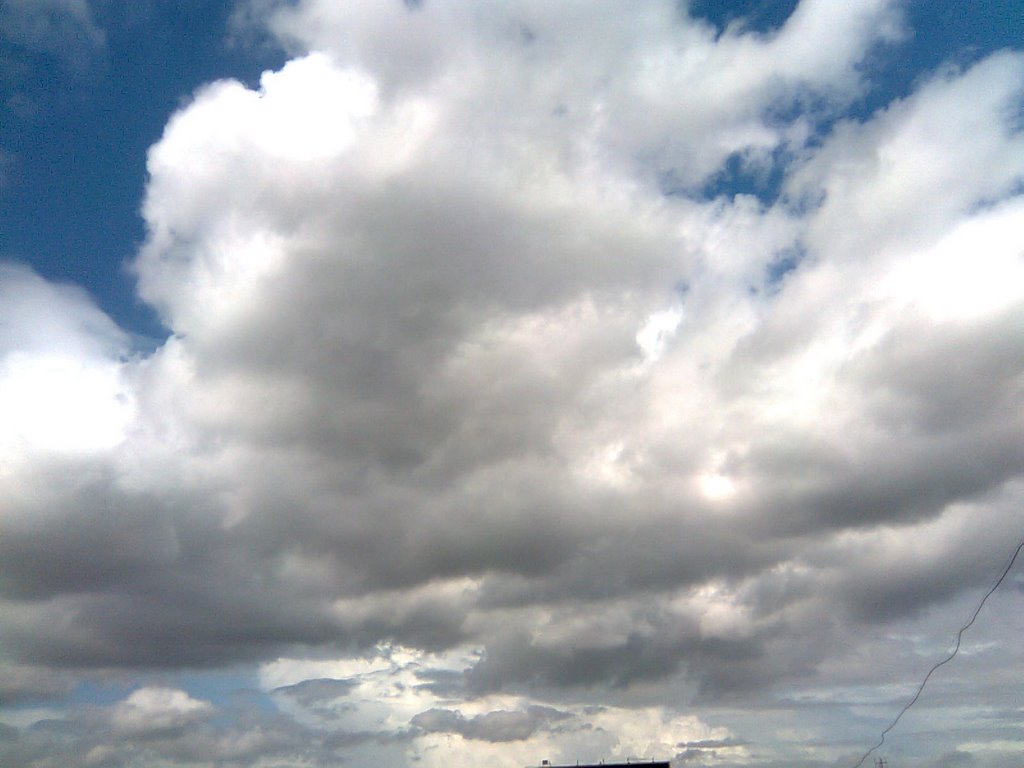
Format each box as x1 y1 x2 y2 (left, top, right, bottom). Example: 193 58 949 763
2 2 1024 768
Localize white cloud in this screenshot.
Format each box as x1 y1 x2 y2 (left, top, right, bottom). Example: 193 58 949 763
2 3 1024 767
0 265 134 459
789 51 1024 266
637 306 683 363
254 0 903 187
110 687 212 737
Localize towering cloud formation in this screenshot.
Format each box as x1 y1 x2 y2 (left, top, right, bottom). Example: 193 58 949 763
1 2 1023 767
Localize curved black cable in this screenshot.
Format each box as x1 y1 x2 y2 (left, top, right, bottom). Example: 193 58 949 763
851 538 1024 768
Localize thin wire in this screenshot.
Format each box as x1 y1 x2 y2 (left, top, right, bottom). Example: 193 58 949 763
851 537 1024 768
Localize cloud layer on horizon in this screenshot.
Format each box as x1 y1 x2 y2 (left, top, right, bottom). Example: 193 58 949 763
2 2 1023 767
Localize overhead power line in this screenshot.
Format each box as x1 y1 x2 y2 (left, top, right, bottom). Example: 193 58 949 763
851 537 1024 768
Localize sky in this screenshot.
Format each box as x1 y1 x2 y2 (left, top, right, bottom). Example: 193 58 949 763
1 1 1023 767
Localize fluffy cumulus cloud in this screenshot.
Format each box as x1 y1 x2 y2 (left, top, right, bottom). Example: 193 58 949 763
2 1 1024 767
